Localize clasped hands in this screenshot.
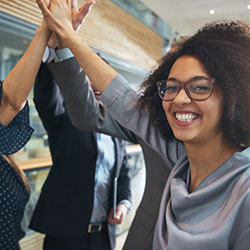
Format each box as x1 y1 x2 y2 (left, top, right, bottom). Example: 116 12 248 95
37 0 95 48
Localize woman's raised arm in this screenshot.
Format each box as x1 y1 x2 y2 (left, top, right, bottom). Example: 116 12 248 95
0 21 51 126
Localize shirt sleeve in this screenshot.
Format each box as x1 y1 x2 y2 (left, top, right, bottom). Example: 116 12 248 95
118 199 132 211
43 47 74 63
0 81 34 155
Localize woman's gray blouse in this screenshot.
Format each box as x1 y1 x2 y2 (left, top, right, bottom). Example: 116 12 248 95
154 149 250 250
100 74 250 250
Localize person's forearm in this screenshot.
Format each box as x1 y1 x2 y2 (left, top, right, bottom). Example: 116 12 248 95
36 0 114 93
48 58 137 142
60 28 118 93
0 23 51 125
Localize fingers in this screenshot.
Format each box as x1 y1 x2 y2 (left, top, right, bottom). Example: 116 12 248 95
48 32 60 49
108 209 114 223
114 211 123 224
86 0 95 10
71 0 78 10
115 211 123 224
71 0 95 31
36 0 50 17
78 0 95 18
67 0 72 9
45 0 50 7
108 207 124 224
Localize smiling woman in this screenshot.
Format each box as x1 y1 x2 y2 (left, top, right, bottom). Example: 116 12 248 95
134 21 250 249
96 20 250 249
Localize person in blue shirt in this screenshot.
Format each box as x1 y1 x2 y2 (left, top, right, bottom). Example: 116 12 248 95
29 5 131 249
29 60 131 250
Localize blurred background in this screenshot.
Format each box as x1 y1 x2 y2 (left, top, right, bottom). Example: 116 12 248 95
0 0 249 249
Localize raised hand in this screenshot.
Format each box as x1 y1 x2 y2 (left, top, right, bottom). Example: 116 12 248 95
39 0 95 48
38 0 117 92
45 0 50 7
36 0 73 40
72 0 95 31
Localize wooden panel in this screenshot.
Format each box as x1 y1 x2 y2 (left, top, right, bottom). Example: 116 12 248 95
0 0 163 69
17 144 140 170
0 0 42 26
19 233 44 250
17 157 52 170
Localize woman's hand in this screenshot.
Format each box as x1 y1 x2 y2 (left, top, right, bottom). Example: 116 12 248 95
72 0 95 31
36 0 74 41
38 0 117 94
47 0 95 49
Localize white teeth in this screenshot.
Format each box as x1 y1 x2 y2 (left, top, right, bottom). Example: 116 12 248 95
175 113 197 122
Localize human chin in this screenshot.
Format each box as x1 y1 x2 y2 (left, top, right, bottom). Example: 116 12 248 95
171 127 200 142
166 112 201 142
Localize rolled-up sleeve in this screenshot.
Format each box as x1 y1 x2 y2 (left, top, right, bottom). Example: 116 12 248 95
0 81 34 155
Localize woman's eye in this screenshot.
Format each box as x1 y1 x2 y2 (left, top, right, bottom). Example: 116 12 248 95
166 85 178 93
190 84 209 93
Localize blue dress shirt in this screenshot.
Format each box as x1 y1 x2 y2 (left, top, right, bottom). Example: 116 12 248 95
90 133 115 223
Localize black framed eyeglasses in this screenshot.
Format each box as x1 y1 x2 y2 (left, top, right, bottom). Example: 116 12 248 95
157 76 215 101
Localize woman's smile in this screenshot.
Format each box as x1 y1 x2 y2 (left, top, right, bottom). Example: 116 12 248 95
174 111 200 125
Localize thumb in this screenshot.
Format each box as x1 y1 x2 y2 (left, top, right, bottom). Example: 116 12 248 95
78 0 95 19
36 0 50 15
71 0 78 10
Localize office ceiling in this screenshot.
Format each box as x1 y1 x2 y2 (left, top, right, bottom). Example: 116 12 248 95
140 0 250 35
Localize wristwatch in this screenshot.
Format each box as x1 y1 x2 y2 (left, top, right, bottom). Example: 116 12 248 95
54 48 74 62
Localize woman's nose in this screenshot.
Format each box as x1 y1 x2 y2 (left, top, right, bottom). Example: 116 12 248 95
173 88 192 104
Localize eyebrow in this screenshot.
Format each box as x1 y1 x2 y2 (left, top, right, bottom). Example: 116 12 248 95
167 75 211 82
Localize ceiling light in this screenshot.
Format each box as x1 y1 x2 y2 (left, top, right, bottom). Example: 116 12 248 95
209 9 215 15
247 5 250 10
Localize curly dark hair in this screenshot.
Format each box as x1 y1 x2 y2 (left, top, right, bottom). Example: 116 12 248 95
137 20 250 149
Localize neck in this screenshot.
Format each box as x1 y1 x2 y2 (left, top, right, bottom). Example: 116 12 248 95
184 136 240 192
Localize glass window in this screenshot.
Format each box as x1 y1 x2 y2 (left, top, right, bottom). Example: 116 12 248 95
110 0 175 40
0 12 36 80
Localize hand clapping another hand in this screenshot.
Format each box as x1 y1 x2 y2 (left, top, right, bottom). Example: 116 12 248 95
37 0 117 92
36 0 72 39
72 0 95 31
37 0 94 44
47 0 95 49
